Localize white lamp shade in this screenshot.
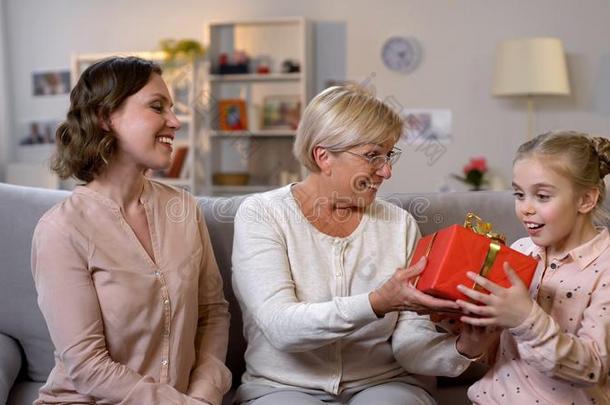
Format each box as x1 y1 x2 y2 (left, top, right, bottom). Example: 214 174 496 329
492 37 570 96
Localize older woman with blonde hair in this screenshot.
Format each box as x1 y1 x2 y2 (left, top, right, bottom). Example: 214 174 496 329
231 85 483 405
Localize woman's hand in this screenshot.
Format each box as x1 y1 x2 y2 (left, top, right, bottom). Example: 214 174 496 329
430 316 500 359
369 257 460 317
456 262 534 328
456 324 501 359
430 314 463 334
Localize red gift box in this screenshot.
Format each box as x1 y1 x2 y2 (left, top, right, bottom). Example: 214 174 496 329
410 213 537 302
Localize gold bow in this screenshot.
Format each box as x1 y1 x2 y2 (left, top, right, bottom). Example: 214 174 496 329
463 212 506 245
463 213 505 291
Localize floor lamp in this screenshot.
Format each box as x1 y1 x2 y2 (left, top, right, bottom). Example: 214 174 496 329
491 37 570 139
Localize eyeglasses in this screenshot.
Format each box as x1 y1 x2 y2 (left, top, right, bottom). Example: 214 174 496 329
342 147 402 169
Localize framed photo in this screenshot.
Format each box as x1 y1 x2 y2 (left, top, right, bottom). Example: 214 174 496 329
401 109 452 145
262 95 301 130
32 70 70 96
218 99 248 131
20 119 59 145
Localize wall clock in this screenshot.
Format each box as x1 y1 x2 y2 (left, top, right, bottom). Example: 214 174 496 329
381 36 422 73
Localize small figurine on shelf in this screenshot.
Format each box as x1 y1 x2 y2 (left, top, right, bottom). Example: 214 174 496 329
218 50 250 74
219 53 229 66
255 55 271 74
233 50 248 65
281 59 300 73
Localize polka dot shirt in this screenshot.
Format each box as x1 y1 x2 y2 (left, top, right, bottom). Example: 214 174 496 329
468 228 610 404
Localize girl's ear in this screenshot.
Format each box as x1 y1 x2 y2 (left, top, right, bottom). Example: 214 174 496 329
312 146 332 175
577 187 600 214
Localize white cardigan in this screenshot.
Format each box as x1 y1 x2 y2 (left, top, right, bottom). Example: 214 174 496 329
231 185 471 396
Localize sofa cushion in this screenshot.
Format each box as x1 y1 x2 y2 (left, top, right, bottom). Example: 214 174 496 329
0 183 68 382
197 195 249 387
6 381 44 405
0 333 22 404
382 191 526 243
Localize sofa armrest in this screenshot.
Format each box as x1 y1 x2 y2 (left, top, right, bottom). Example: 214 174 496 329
0 333 22 404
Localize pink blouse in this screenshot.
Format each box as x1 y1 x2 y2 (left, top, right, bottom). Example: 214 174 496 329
469 228 610 404
31 180 231 405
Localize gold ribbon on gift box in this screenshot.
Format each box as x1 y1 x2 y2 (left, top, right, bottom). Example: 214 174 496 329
413 213 506 292
463 213 506 291
463 213 506 244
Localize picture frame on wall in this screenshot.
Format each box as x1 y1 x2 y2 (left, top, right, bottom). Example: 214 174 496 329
19 119 59 145
401 109 452 145
218 99 248 131
261 95 301 130
32 70 70 96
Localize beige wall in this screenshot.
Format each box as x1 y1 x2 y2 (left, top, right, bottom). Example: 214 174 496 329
3 0 610 193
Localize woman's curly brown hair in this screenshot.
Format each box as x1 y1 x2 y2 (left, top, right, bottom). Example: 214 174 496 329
51 56 162 182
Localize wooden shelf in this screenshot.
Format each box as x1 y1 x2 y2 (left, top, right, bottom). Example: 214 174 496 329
175 114 192 123
208 73 301 82
154 177 193 189
210 130 296 138
211 185 276 194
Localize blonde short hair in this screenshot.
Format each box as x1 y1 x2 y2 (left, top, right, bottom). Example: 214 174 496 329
293 85 404 172
515 130 610 222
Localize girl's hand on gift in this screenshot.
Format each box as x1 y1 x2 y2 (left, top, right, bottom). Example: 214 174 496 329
369 257 461 317
455 262 534 329
456 324 501 359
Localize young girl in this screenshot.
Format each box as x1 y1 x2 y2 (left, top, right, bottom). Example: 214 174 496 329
456 131 610 404
32 56 230 405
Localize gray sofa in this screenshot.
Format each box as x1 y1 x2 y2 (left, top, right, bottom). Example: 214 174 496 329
0 182 532 405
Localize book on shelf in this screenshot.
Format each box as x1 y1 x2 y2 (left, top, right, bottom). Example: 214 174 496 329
165 146 188 178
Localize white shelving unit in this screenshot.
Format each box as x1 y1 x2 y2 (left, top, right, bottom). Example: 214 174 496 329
210 184 276 197
71 51 199 192
208 73 302 82
201 17 313 196
210 130 296 138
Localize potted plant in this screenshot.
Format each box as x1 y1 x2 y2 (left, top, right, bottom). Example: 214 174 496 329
452 157 488 191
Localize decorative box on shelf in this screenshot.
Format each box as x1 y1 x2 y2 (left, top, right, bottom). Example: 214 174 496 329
218 63 249 75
